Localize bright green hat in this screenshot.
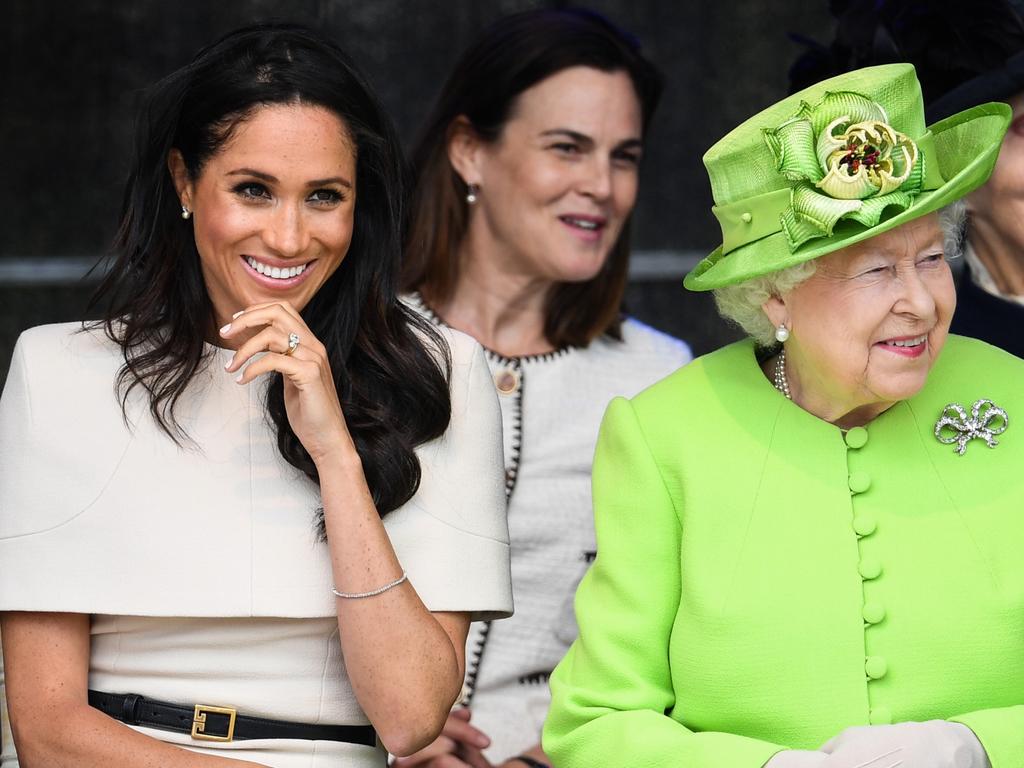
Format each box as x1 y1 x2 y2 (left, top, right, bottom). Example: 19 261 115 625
684 63 1011 291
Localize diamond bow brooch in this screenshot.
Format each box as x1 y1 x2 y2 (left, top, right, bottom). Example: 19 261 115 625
934 399 1009 456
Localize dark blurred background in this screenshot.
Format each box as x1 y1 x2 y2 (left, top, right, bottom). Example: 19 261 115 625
0 0 835 387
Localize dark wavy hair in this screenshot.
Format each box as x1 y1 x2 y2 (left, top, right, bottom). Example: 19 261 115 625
401 8 663 348
89 22 451 530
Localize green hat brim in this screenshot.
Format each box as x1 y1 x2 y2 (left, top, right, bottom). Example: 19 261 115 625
684 101 1012 291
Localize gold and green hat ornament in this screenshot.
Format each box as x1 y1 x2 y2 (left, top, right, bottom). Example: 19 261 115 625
684 64 1011 290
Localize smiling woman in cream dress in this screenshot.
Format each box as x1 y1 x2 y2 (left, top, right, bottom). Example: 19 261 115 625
0 23 511 768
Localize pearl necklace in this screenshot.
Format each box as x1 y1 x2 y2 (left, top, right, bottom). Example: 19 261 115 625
773 349 792 400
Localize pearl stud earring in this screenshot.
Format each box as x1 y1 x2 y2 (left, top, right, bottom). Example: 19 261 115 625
775 324 790 343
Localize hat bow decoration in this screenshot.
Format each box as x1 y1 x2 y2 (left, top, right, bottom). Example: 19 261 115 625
763 91 926 252
934 399 1009 456
685 64 1011 291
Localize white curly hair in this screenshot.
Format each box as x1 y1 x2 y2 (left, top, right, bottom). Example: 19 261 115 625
712 202 967 347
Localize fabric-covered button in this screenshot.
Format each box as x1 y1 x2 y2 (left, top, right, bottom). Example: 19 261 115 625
862 601 886 624
853 513 877 536
845 426 868 449
858 557 882 580
869 706 892 725
849 472 872 494
865 656 888 679
494 368 520 395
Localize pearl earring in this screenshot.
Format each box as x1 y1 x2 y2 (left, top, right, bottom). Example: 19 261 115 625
775 324 790 343
466 184 479 205
181 205 192 220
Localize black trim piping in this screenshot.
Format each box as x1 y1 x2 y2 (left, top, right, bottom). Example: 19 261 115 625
462 620 492 707
502 360 523 502
483 345 574 366
408 291 569 705
408 292 576 365
517 670 552 686
462 360 521 705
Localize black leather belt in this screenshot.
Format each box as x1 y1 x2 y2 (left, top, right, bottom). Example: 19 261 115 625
88 690 377 746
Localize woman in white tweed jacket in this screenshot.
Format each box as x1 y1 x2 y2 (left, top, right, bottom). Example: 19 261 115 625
398 9 691 768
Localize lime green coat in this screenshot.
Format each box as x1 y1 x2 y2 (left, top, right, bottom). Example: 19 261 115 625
544 336 1024 768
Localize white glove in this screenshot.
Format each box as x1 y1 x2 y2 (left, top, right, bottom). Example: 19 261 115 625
820 721 991 768
762 750 829 768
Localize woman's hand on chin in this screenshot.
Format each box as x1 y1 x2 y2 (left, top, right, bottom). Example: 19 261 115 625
221 300 354 465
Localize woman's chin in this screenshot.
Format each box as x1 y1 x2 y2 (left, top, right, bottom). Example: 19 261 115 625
549 256 611 284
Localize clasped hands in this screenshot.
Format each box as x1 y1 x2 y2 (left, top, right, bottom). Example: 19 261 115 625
764 721 990 768
392 708 544 768
392 708 495 768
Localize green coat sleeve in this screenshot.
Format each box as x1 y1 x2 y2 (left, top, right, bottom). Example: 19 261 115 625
543 397 784 768
951 706 1024 768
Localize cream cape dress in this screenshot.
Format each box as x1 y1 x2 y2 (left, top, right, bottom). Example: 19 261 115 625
0 322 513 767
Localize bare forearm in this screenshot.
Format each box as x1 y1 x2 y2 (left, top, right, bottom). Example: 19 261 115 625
14 701 267 768
222 305 466 754
3 612 267 768
318 451 464 754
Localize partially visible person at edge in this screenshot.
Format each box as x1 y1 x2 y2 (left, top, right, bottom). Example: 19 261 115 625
395 9 691 768
544 63 1024 767
0 23 512 768
789 0 1024 358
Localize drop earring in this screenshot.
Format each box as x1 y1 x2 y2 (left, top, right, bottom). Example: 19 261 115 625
181 205 192 220
466 184 479 205
775 324 790 343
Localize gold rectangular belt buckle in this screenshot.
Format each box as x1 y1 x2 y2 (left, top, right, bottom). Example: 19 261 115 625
192 704 237 742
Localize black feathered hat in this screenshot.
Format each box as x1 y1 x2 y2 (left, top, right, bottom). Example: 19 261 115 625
789 1 1024 121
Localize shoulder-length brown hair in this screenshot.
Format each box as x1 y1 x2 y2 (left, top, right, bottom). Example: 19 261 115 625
402 8 663 348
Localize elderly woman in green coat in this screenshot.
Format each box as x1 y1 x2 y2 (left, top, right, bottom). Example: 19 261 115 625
543 64 1024 768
